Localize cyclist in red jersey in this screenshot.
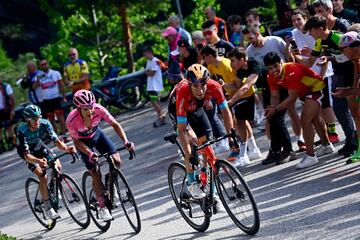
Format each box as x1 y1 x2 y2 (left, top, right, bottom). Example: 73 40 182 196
263 52 334 169
66 90 134 221
168 64 235 199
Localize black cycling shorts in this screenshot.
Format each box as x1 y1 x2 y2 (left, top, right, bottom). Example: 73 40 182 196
232 95 255 121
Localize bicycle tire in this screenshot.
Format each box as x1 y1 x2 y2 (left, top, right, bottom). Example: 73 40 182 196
214 159 260 235
25 177 57 230
113 169 141 233
117 78 146 110
168 162 210 232
59 174 90 228
82 171 111 232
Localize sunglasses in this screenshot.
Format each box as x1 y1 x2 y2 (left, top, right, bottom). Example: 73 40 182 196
68 53 76 57
40 63 48 67
27 116 42 122
202 30 213 36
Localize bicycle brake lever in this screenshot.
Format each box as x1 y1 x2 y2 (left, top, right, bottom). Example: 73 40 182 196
70 152 79 164
128 150 135 160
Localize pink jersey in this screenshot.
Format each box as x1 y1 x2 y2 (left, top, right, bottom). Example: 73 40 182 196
66 103 116 139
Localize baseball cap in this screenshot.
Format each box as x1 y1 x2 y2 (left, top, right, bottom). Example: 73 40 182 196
162 26 177 38
339 31 360 48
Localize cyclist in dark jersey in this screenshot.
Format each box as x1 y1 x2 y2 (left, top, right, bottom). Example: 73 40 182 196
16 105 76 220
168 64 235 199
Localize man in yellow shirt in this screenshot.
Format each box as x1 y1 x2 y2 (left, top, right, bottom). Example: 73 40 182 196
201 45 259 165
63 48 91 93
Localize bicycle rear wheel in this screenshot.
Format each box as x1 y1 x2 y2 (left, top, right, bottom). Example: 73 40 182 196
168 162 210 232
215 159 260 235
59 174 90 228
82 171 111 232
25 178 56 230
113 169 141 233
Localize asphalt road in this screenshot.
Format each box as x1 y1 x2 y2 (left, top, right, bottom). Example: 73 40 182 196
0 103 359 240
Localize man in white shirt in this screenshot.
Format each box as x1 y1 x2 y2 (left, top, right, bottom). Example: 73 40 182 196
143 47 166 127
33 59 67 139
0 78 15 153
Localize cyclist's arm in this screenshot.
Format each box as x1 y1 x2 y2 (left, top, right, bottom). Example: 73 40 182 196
177 123 191 161
218 101 234 133
16 131 44 164
73 138 93 156
54 139 73 153
110 121 129 144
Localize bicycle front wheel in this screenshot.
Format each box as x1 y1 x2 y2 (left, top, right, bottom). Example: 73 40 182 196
59 174 90 228
82 171 111 232
25 178 56 230
215 159 260 235
113 169 141 233
168 162 210 232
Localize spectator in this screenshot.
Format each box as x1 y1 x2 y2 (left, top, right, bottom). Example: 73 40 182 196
290 9 340 144
168 15 192 46
244 23 298 165
226 47 263 162
312 0 351 33
191 30 206 51
201 20 234 57
245 9 272 36
204 6 229 41
227 15 245 47
34 59 68 141
162 26 181 60
143 46 166 128
63 47 91 93
0 77 15 153
21 61 44 110
332 0 360 23
263 52 335 169
296 0 316 16
301 16 357 157
171 39 200 69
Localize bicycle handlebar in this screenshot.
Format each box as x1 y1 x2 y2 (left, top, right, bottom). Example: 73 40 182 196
191 128 239 157
96 143 135 160
48 152 79 165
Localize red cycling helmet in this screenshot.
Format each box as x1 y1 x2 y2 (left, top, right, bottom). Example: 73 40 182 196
73 90 96 108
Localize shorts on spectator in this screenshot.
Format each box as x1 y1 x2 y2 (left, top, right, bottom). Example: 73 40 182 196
300 91 326 106
43 98 65 119
147 91 159 102
232 95 255 121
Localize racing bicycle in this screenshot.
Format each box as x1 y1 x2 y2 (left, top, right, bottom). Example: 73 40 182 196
164 129 260 234
82 145 141 233
25 152 90 230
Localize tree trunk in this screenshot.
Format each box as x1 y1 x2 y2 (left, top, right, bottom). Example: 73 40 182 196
91 5 105 75
119 0 135 72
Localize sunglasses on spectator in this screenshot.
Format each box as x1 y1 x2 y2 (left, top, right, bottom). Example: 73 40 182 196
202 30 213 36
68 53 76 57
40 63 48 67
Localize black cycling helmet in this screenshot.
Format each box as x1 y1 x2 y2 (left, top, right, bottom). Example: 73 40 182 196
186 64 210 84
23 104 41 119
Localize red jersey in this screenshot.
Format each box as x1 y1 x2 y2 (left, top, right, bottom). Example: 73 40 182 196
267 63 325 97
174 79 227 124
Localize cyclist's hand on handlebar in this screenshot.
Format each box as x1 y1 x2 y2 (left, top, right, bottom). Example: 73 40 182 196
38 158 48 168
66 145 77 154
125 141 135 152
88 152 98 163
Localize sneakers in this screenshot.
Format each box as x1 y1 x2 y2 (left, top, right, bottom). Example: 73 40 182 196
187 182 206 199
213 195 226 213
316 144 335 157
296 154 318 169
262 150 281 165
227 150 240 162
338 140 357 157
328 134 340 143
277 150 297 165
346 151 360 164
227 151 249 167
297 140 306 152
98 207 113 222
247 147 262 160
153 117 166 128
46 208 60 220
214 139 230 154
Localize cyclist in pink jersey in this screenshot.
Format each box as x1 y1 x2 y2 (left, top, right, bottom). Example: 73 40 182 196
66 90 134 221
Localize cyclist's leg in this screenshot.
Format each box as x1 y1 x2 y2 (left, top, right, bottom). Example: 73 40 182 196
94 128 119 168
78 136 107 208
